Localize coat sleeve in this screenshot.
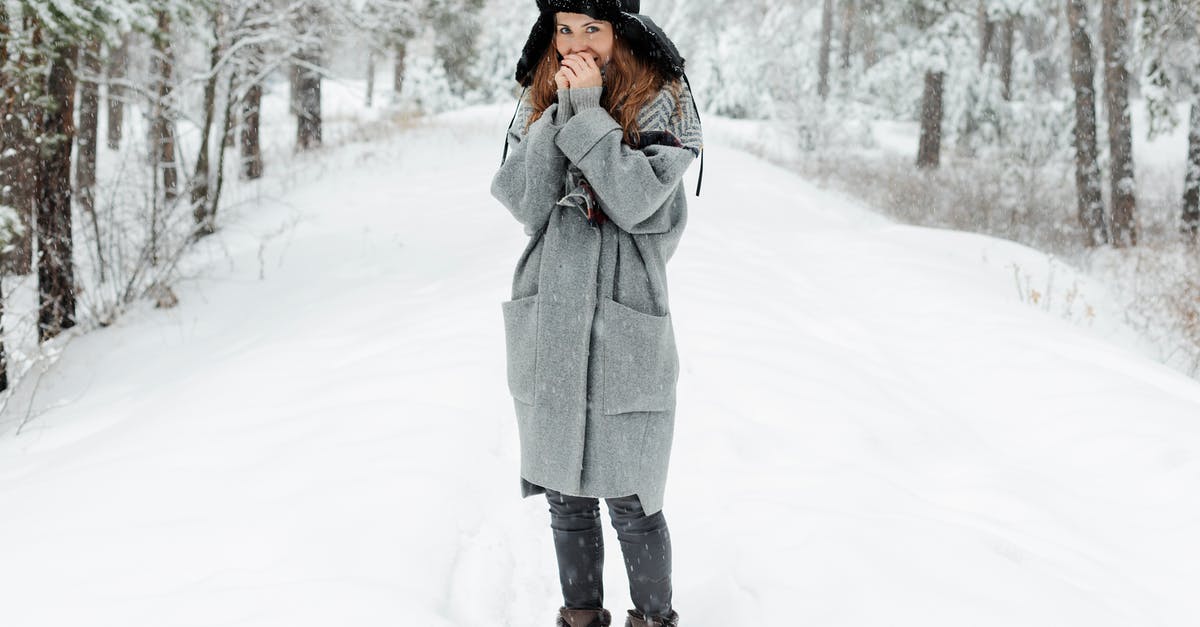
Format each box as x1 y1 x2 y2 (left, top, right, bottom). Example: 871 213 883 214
490 99 571 237
553 103 698 235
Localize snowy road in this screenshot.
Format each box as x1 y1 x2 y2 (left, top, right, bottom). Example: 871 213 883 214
2 103 1199 626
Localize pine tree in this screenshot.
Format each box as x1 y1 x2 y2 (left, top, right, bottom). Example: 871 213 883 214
1102 0 1137 247
360 0 422 103
1188 103 1200 242
0 3 34 275
150 9 179 212
292 1 324 151
427 0 484 98
0 201 22 391
236 0 271 180
840 0 857 70
818 0 834 99
77 36 107 282
105 33 130 150
76 38 101 219
902 1 966 169
191 6 222 236
917 69 945 168
35 32 79 341
1067 0 1107 246
1142 0 1200 242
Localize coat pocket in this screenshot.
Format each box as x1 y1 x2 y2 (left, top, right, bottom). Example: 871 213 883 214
600 296 679 415
501 294 539 405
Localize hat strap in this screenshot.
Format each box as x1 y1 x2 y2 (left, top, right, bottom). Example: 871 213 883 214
501 86 530 166
682 73 703 197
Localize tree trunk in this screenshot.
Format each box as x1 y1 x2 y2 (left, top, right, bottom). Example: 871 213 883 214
151 12 178 203
0 275 7 392
76 39 101 218
0 3 7 389
393 41 407 102
917 70 945 169
862 12 878 68
105 33 130 150
367 51 375 108
840 0 856 70
77 37 107 283
295 54 322 151
290 63 302 116
36 43 79 343
1184 100 1200 242
223 103 236 149
1 7 34 275
978 1 994 67
1068 0 1107 247
242 83 264 179
208 72 237 232
1000 16 1015 100
818 0 834 99
1102 0 1137 247
191 10 222 236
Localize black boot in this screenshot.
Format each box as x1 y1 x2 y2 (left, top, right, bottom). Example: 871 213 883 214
624 608 679 627
558 606 613 627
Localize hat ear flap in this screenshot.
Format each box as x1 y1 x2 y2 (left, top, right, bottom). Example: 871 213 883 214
515 13 555 86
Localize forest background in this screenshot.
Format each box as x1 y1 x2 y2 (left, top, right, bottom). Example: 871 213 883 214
1 0 1199 399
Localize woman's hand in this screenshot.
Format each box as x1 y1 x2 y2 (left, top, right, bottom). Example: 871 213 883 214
555 53 603 90
554 63 571 90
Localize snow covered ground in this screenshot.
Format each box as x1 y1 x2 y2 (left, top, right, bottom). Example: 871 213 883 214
2 93 1200 626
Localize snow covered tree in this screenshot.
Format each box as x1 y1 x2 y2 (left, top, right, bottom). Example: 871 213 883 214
76 37 101 219
917 69 945 168
290 0 327 151
0 1 35 276
105 32 130 150
426 0 485 98
1142 0 1200 241
903 1 970 169
149 9 179 212
190 6 223 235
819 0 834 99
1102 0 1137 247
0 201 22 391
359 0 422 104
231 0 274 180
37 38 78 341
1068 0 1108 246
841 0 857 70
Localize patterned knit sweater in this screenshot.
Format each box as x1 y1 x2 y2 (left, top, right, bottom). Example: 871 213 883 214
513 78 703 228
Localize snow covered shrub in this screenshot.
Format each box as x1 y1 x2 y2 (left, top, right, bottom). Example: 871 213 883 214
856 51 924 121
781 96 878 154
797 151 1082 254
1114 246 1200 376
1009 260 1097 326
405 55 458 114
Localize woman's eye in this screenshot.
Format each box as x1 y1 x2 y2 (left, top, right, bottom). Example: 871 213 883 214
559 27 570 34
587 26 599 33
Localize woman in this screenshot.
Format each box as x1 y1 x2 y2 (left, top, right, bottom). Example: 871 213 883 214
491 2 702 626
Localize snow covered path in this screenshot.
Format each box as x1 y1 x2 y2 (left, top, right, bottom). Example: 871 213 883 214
2 104 1199 627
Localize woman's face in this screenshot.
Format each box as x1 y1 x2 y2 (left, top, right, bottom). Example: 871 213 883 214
554 12 614 67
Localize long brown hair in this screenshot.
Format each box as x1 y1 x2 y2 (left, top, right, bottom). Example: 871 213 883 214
524 26 685 146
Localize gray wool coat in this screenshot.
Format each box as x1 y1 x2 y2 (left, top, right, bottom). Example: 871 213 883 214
490 81 702 516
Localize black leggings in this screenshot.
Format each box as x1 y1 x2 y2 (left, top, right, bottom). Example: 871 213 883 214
544 487 673 618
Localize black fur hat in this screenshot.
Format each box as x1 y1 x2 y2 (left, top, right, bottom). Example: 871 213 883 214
514 0 686 87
